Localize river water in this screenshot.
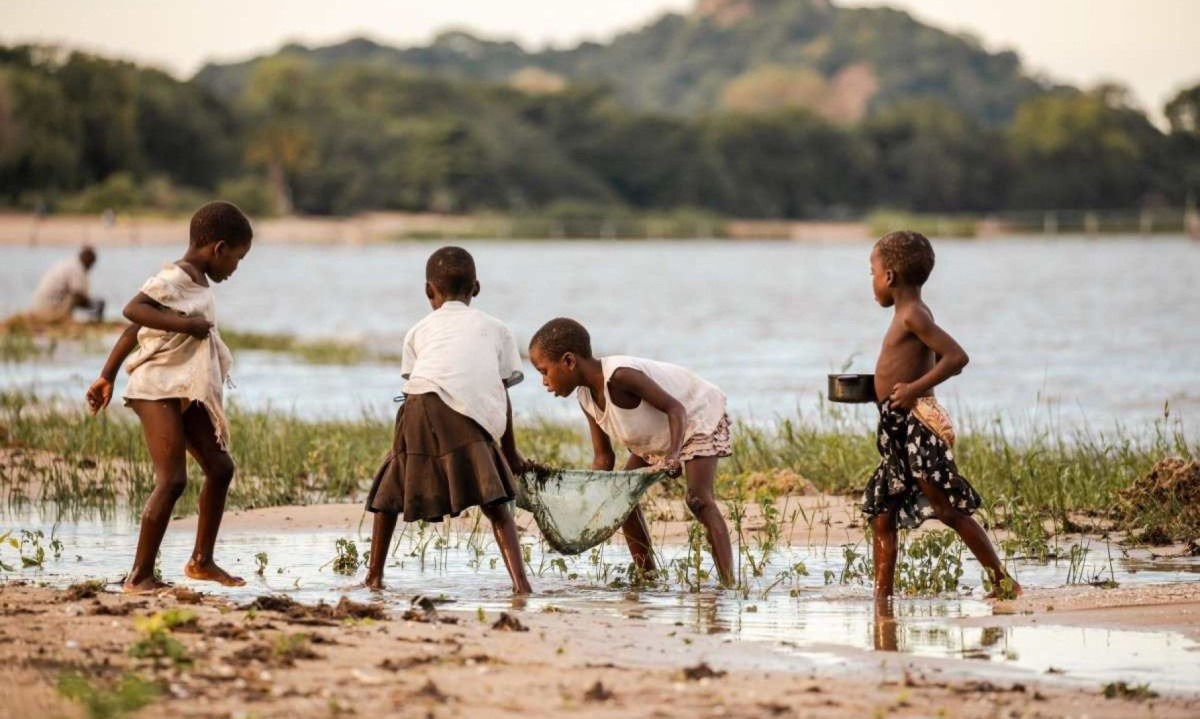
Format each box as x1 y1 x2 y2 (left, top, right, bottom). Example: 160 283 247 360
3 236 1198 435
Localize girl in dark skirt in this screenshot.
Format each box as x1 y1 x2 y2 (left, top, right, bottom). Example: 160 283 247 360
364 247 531 594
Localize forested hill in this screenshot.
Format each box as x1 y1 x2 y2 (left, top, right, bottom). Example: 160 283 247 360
195 0 1049 125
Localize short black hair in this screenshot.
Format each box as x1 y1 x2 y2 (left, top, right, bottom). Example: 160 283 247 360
875 230 935 286
530 317 592 360
190 201 253 248
426 246 477 296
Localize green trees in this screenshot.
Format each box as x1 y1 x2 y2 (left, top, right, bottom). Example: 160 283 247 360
1007 86 1164 209
0 39 1195 220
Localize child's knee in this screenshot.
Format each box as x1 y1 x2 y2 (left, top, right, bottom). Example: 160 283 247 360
208 456 236 486
684 491 715 518
153 472 187 502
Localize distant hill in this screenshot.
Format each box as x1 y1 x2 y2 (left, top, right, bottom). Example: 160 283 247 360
195 0 1052 125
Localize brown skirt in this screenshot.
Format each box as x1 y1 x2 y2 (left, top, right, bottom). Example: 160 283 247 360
365 393 515 522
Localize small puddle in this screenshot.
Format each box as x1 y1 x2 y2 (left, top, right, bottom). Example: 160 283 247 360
5 509 1199 691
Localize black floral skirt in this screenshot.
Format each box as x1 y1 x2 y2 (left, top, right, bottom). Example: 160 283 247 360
861 400 982 529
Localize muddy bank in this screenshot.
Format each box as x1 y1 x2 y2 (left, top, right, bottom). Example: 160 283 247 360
2 582 1197 719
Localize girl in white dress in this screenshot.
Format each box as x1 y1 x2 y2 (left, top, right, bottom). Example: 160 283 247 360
87 201 252 593
529 318 735 587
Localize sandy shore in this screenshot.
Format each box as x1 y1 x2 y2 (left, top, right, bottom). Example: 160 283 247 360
2 578 1197 719
0 211 872 246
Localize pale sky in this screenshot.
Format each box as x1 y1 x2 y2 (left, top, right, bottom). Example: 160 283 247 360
1 0 1196 119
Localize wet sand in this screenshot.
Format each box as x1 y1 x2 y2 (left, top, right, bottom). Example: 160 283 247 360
3 494 1198 717
2 579 1197 719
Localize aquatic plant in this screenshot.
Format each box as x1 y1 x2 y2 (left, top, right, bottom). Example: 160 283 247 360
325 537 361 575
895 530 964 596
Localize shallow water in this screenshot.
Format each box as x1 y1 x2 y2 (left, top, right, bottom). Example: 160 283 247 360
7 509 1199 690
3 237 1199 436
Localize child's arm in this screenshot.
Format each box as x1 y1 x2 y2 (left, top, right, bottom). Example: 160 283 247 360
587 414 616 471
889 305 970 410
123 293 212 339
608 368 687 476
86 324 140 414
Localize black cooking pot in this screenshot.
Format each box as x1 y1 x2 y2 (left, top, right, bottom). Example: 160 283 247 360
827 374 877 404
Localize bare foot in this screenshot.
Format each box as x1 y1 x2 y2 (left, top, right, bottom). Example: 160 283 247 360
184 559 246 586
123 576 172 594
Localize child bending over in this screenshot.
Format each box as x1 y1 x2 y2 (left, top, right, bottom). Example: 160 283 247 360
529 318 735 587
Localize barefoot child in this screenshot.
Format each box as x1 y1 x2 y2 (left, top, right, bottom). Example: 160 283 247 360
863 230 1020 607
363 247 532 594
86 201 253 592
528 318 735 587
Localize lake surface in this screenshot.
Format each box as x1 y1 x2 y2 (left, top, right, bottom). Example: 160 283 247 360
3 236 1198 435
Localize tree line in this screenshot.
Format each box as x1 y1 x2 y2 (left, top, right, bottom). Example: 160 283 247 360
1 46 1198 219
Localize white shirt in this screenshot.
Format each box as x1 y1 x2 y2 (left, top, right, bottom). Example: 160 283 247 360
31 256 88 312
401 301 523 440
576 355 726 459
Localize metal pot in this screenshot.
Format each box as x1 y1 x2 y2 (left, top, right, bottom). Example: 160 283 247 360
827 373 877 404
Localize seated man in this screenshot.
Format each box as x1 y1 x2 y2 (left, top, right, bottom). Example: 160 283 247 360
29 246 104 323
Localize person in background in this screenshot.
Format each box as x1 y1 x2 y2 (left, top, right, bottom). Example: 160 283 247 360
29 245 105 323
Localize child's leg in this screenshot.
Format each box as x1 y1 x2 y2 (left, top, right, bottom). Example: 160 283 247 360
125 399 189 593
914 476 1022 596
364 511 398 590
683 456 735 588
180 404 244 586
479 502 532 595
619 454 657 574
871 509 899 610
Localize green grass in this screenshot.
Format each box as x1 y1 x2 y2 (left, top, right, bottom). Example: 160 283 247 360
215 329 402 365
0 391 1194 535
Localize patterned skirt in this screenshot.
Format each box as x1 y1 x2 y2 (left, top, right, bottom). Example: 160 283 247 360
365 393 515 522
861 399 981 529
637 414 733 466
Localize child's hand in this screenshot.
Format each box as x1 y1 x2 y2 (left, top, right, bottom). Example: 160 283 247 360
661 453 683 478
183 317 213 339
86 377 113 414
888 382 921 410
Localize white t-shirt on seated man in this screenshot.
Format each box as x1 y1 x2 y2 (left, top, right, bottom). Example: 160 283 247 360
400 300 524 441
30 247 101 321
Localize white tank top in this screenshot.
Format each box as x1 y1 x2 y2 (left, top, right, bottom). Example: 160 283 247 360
576 355 727 458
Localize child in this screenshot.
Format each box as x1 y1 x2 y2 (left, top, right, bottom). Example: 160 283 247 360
363 246 532 594
85 201 253 593
863 230 1020 607
528 318 735 587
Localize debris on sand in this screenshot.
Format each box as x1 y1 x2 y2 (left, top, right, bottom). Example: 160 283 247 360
240 594 301 613
413 678 450 703
233 633 321 667
584 681 614 702
239 595 387 624
1117 457 1200 543
681 662 727 681
490 612 528 632
168 587 204 604
402 596 459 625
90 600 146 616
62 580 105 601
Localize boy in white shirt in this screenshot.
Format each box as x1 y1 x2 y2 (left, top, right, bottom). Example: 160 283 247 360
363 246 532 594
